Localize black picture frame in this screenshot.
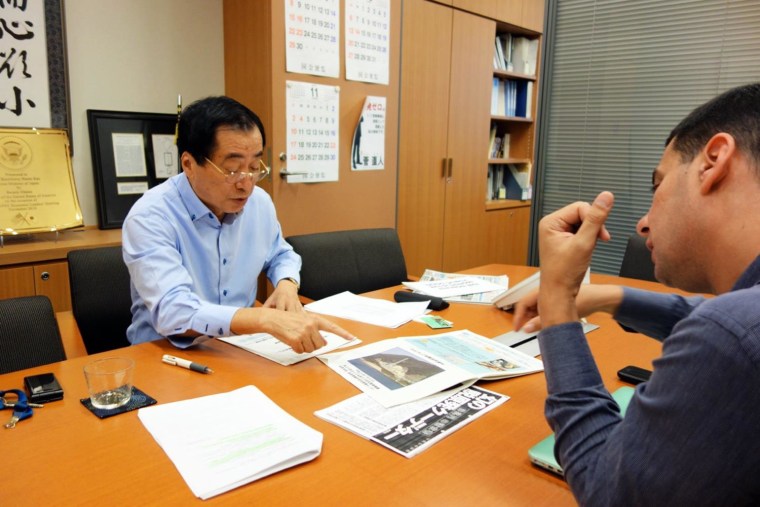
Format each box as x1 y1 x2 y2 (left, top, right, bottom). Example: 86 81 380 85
46 0 72 135
87 109 177 229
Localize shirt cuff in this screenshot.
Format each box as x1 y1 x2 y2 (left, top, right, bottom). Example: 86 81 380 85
538 321 603 393
190 302 239 338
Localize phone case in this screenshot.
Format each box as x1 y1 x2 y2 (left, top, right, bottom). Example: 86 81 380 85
617 365 652 385
24 373 64 403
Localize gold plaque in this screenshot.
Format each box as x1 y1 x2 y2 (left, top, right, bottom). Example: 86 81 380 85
0 128 83 235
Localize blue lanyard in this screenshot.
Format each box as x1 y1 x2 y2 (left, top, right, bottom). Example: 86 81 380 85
1 389 34 429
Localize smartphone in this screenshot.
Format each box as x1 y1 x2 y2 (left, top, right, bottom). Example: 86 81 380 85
23 373 64 403
617 365 652 385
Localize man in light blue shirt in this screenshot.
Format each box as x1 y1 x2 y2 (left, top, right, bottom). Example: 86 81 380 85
123 96 352 352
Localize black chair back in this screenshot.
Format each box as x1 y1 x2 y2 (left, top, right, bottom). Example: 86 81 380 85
67 246 132 354
286 228 408 300
619 234 657 282
0 295 66 374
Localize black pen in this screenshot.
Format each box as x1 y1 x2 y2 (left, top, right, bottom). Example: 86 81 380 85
162 354 213 374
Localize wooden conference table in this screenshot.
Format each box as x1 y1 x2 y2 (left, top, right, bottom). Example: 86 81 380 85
0 265 665 506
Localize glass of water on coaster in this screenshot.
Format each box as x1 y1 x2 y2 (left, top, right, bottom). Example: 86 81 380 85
84 357 135 410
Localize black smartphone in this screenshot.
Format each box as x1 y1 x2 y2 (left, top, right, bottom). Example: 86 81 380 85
617 365 652 385
23 373 64 403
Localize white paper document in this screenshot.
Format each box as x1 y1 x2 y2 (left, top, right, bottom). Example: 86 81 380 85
138 386 323 500
318 329 543 407
417 269 509 304
305 291 430 328
219 331 361 366
315 385 508 458
492 321 600 357
403 277 505 299
492 269 591 310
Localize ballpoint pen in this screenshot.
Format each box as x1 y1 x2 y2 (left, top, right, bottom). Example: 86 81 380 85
162 354 213 374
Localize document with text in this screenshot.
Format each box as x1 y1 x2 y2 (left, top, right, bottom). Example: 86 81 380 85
318 329 543 407
416 269 509 304
316 385 508 458
219 331 361 366
305 291 430 328
138 386 322 500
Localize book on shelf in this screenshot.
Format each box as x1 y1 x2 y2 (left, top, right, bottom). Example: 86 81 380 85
496 33 514 71
504 163 531 200
511 36 538 76
515 81 534 119
491 77 499 114
318 329 543 407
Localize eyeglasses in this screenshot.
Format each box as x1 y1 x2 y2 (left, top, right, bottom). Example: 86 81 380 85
203 157 270 184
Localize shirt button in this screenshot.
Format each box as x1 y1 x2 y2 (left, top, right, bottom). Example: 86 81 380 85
223 258 227 265
191 214 196 220
223 289 228 296
218 328 223 334
208 213 213 219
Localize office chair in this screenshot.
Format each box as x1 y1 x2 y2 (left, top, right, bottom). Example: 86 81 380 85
0 295 66 374
285 228 409 301
619 234 657 282
67 246 132 354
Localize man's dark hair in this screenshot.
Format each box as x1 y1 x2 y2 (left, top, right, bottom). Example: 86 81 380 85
667 83 760 168
177 96 266 163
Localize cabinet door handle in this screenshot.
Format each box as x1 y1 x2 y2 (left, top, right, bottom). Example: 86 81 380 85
40 271 50 281
442 158 448 179
448 158 453 179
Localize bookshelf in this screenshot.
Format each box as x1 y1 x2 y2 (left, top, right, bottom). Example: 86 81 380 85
487 25 540 210
398 0 543 275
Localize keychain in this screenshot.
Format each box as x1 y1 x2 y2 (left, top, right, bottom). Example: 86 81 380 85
0 389 38 429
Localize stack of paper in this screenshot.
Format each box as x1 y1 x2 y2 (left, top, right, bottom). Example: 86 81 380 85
138 386 322 499
414 269 509 304
305 291 429 328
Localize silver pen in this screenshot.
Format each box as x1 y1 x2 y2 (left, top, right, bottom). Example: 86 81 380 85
162 354 214 374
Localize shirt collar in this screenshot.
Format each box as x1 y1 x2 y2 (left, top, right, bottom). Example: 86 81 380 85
731 254 760 291
175 172 244 224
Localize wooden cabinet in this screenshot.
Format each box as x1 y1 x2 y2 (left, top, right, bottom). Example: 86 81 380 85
398 0 540 276
0 228 122 312
222 0 401 238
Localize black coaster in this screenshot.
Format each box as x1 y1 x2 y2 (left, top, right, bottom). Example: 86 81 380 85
80 386 157 419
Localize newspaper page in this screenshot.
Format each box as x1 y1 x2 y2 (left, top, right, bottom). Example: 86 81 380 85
318 329 542 407
219 331 361 366
315 386 508 458
417 269 509 304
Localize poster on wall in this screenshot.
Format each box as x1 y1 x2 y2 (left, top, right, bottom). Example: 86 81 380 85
0 1 51 127
351 96 385 171
345 0 390 85
285 0 340 78
285 81 340 183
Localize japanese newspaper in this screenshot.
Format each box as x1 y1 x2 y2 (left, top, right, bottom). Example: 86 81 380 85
316 385 508 458
318 329 543 407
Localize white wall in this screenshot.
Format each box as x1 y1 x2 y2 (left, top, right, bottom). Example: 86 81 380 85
65 0 225 226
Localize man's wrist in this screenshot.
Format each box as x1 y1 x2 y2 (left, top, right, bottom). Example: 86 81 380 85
281 277 300 291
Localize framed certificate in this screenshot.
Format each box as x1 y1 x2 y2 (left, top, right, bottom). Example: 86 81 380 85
0 128 82 235
87 110 177 229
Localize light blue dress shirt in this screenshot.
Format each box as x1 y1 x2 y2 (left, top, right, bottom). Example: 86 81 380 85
122 173 300 346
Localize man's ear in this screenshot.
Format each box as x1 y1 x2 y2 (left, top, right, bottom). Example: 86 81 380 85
180 152 195 175
698 133 735 195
